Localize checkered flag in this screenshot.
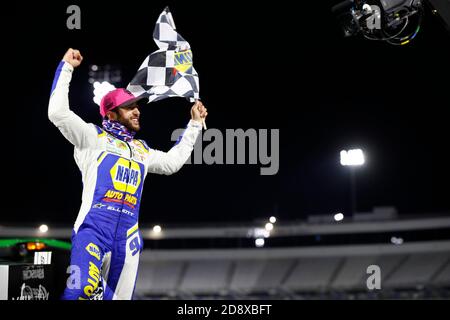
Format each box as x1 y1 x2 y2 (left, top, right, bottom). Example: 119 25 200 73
127 7 200 103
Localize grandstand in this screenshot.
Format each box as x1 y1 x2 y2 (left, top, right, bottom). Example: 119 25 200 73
1 207 449 299
133 208 450 299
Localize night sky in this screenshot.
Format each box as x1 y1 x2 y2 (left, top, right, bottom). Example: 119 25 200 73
2 0 449 226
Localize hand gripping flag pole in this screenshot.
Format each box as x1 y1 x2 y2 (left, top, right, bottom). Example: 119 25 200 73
127 7 206 129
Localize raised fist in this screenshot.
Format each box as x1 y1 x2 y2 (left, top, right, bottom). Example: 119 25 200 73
190 100 208 123
62 48 83 68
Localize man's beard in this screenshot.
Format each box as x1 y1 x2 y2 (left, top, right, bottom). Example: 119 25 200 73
118 116 140 132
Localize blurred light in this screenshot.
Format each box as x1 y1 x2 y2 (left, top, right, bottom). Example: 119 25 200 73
93 81 116 106
39 224 49 233
91 64 98 71
391 236 404 245
27 242 46 251
334 213 344 222
269 216 277 223
340 149 365 166
255 238 265 247
250 228 270 238
153 225 162 233
265 222 274 231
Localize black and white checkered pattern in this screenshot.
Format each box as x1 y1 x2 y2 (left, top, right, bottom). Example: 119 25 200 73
127 7 200 103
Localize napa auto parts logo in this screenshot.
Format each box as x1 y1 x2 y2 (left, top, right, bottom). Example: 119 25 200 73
85 242 101 261
110 158 141 194
174 50 193 73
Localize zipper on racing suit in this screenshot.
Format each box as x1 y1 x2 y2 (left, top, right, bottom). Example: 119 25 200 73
113 140 133 239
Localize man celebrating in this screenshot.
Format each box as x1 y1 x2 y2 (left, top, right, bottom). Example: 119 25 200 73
48 48 207 300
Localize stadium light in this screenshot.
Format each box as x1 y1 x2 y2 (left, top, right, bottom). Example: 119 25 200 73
250 228 270 238
39 224 49 233
334 213 344 222
153 225 162 233
88 64 122 85
340 149 365 166
265 223 274 231
391 236 404 245
93 81 116 105
269 216 277 224
255 238 265 247
340 148 365 215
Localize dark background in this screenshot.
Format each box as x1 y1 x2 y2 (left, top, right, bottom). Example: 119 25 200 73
1 0 449 226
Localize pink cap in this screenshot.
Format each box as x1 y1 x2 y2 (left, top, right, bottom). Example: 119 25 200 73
100 88 147 117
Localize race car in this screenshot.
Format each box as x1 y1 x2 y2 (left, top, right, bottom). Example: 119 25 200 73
0 238 71 300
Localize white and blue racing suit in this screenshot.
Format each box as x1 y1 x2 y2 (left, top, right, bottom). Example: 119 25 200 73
48 61 202 300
